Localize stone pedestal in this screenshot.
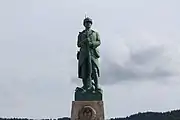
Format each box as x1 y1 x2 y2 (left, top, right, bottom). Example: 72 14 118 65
71 101 105 120
71 88 105 120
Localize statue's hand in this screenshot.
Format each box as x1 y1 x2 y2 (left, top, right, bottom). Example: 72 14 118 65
89 41 93 47
80 39 93 47
82 38 88 43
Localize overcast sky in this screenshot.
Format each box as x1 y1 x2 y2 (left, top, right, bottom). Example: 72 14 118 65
0 0 180 119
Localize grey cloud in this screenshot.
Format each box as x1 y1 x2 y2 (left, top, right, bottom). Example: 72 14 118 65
130 47 163 65
100 46 175 85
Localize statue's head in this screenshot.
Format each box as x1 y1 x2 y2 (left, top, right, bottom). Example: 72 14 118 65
83 17 93 29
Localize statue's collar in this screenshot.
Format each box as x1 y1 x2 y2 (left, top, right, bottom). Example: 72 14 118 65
83 29 94 33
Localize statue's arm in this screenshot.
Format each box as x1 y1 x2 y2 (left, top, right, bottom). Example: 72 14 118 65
77 33 84 47
91 32 101 48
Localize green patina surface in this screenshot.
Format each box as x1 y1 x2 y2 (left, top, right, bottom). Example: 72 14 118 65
75 88 103 101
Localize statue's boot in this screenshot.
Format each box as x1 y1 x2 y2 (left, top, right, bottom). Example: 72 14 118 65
81 78 93 92
81 79 87 92
86 76 95 92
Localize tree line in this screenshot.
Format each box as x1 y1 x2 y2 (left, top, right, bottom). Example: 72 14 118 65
1 109 180 120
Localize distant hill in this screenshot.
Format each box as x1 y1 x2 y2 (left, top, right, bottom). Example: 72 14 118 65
110 109 180 120
0 109 180 120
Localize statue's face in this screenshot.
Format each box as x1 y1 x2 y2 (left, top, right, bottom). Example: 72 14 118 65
84 21 92 29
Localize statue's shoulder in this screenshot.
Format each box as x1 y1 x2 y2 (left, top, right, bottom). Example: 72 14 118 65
78 30 84 38
91 29 97 33
78 31 84 38
91 30 99 35
78 30 85 34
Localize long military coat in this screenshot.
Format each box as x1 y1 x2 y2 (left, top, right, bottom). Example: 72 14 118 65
77 29 101 79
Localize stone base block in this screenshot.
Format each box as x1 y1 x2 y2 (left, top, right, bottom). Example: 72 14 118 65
75 89 102 101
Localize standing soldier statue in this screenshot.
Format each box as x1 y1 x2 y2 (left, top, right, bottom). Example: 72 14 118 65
77 17 101 93
71 17 105 120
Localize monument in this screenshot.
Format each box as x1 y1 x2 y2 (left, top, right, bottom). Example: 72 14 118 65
71 17 105 120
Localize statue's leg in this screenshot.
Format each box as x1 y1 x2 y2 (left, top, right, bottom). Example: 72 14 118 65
87 58 93 90
81 61 87 89
82 58 92 90
94 70 99 90
92 66 99 90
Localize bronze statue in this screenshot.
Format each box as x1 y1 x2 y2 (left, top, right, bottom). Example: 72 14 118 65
77 17 101 92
